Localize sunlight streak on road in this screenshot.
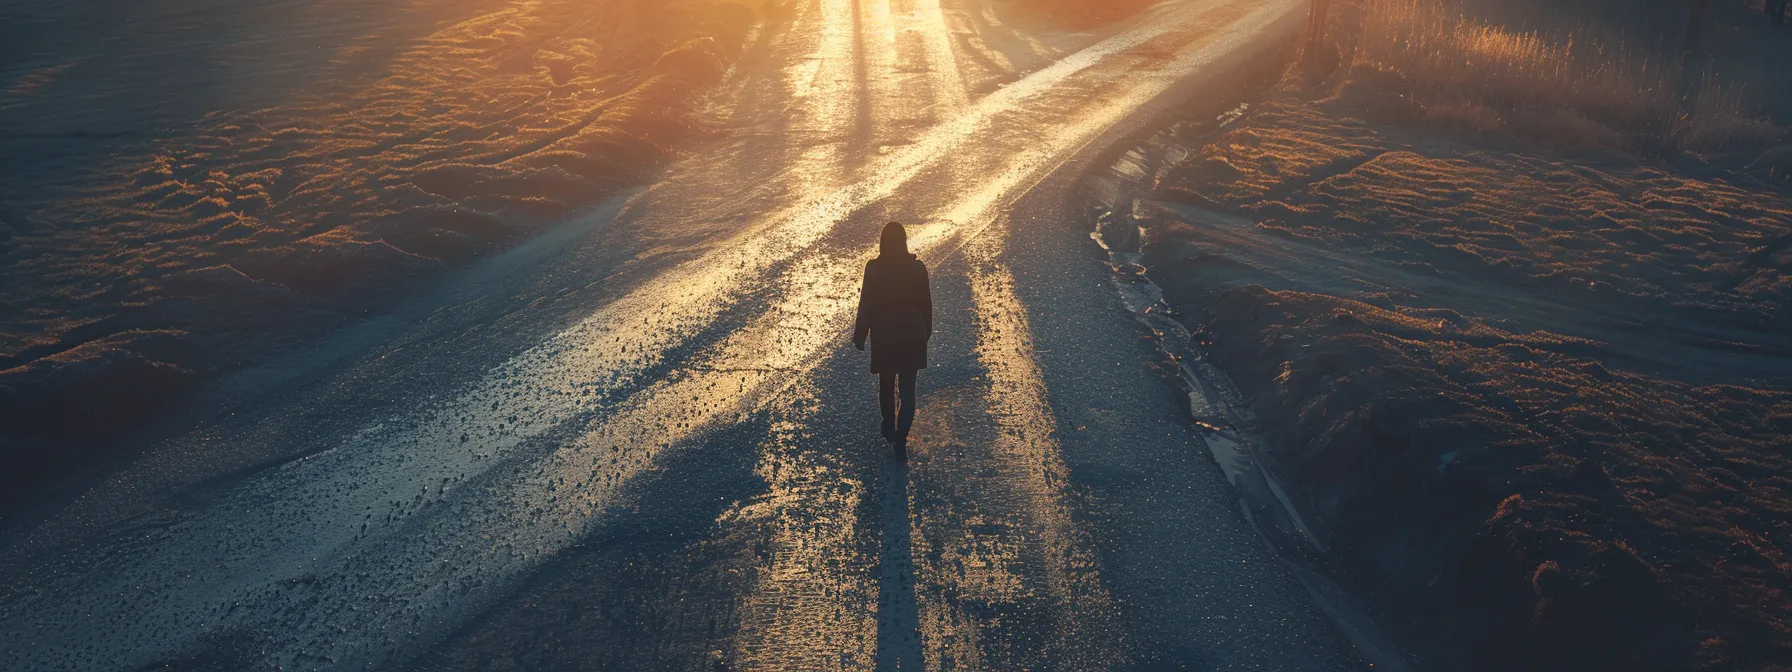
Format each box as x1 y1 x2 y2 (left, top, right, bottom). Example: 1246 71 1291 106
380 0 1253 500
0 1 1307 668
954 226 1128 666
725 390 880 670
915 0 971 111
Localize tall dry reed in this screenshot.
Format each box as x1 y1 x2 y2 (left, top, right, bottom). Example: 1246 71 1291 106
1335 0 1779 154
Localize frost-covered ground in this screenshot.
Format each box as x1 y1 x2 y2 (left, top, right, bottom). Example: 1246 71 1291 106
0 0 752 498
1135 1 1792 668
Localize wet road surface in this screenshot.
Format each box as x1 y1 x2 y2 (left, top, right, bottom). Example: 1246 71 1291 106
0 0 1367 669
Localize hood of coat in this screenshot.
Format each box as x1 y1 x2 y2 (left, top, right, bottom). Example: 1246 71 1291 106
878 221 910 259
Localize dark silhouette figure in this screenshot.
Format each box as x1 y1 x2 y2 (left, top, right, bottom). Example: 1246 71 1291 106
853 222 932 452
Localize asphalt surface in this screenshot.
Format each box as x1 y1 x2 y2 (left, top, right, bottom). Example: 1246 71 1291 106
0 1 1368 669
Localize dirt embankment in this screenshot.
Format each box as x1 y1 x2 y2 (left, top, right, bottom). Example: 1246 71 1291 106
1141 0 1792 668
0 0 763 503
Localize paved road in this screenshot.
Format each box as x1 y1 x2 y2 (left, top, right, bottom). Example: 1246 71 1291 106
0 0 1366 669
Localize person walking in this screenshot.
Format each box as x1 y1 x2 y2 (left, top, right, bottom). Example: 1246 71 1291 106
853 222 932 455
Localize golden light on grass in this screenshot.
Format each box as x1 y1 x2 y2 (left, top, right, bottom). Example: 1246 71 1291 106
1342 0 1780 154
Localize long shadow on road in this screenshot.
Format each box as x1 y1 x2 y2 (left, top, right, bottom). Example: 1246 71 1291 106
874 456 925 670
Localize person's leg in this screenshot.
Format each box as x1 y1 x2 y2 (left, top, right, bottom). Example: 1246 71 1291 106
896 371 917 437
878 372 897 438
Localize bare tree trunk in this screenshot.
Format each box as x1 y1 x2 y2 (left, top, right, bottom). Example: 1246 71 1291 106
1307 0 1332 48
1681 0 1708 63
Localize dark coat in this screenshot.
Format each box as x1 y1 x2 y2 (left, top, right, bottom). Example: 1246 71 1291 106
853 254 932 373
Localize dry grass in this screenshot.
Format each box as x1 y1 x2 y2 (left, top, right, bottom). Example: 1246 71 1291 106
1330 0 1784 155
1683 77 1786 152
